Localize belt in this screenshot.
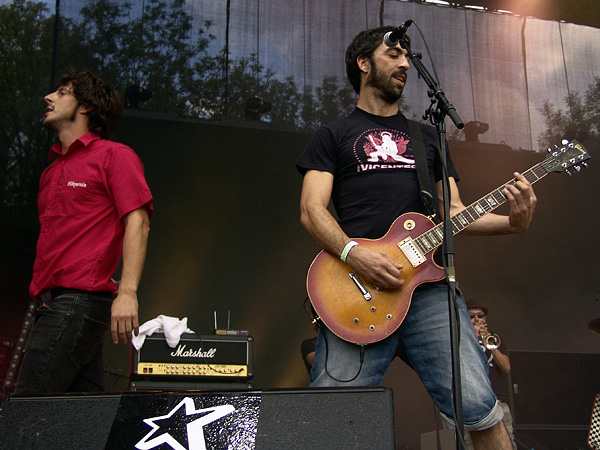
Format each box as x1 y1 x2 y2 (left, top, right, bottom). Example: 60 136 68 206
50 288 113 300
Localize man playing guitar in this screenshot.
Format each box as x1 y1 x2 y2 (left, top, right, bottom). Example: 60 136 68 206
297 25 536 449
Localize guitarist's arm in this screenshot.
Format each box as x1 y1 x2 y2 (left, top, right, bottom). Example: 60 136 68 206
300 170 404 290
439 172 537 235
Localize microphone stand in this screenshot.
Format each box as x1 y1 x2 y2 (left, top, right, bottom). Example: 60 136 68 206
399 35 467 450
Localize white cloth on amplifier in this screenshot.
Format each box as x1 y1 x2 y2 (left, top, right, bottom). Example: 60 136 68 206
132 315 194 350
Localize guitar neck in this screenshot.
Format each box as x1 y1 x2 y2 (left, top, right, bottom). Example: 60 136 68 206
415 162 548 254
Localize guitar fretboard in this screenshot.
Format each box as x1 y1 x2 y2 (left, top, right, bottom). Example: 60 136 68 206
413 163 548 255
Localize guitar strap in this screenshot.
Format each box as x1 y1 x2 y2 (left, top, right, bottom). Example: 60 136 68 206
407 119 437 218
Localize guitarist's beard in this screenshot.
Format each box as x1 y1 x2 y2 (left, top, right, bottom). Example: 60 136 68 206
365 60 406 105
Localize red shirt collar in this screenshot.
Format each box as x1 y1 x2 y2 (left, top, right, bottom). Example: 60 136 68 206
48 131 101 160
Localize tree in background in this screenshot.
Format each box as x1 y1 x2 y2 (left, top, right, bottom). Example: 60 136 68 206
538 78 600 151
78 0 212 114
1 0 55 221
73 0 355 127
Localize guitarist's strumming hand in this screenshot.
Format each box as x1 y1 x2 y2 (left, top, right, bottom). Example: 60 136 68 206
504 172 537 233
345 245 404 290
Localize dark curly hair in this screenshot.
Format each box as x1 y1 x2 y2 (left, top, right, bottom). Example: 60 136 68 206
57 69 123 139
345 25 412 94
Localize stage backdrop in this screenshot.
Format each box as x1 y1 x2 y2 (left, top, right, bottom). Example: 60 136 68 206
2 0 600 447
100 111 598 447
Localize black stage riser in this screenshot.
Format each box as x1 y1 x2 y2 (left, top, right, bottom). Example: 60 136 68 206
0 387 395 450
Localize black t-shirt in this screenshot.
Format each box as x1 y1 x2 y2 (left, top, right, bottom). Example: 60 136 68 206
297 108 459 239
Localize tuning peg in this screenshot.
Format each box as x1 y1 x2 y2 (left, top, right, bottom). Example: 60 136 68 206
574 165 582 173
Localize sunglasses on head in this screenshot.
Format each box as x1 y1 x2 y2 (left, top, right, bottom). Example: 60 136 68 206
469 312 486 319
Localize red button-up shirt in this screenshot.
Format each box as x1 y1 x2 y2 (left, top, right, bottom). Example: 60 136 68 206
29 132 154 301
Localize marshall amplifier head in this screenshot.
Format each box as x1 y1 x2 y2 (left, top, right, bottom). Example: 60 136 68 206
131 333 253 381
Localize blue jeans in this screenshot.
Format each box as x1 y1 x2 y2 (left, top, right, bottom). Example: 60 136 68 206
14 290 112 394
309 282 503 430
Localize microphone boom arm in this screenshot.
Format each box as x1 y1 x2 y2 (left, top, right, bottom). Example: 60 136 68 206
401 39 464 129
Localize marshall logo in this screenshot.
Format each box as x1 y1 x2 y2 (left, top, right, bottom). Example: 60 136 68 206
132 333 253 380
170 344 217 359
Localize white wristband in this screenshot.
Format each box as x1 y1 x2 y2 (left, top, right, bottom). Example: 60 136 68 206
340 240 359 262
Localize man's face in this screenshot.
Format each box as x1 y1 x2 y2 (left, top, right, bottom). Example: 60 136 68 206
469 308 487 326
43 82 79 131
364 42 410 103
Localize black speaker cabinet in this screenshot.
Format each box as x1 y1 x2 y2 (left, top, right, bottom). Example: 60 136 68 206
0 387 395 449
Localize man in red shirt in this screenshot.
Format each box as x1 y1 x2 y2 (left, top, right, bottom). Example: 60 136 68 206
15 70 153 394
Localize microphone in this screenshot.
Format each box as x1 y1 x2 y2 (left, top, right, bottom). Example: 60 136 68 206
383 20 413 48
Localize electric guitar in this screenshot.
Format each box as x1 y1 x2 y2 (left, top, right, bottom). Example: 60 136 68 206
306 139 590 345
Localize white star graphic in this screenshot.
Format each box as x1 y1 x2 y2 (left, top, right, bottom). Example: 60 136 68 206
135 397 236 450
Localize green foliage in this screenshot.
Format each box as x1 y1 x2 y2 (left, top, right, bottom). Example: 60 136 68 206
67 0 355 127
0 0 358 220
538 80 600 151
1 0 54 220
584 77 600 136
77 0 210 114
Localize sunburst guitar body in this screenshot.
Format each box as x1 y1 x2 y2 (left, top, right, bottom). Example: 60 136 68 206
306 139 590 345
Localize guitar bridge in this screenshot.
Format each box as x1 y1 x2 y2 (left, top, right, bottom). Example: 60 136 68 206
398 237 426 268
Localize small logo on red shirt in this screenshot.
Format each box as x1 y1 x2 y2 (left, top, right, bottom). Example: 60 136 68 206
66 181 87 188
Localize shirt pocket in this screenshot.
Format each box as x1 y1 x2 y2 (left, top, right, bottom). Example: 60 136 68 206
52 181 95 217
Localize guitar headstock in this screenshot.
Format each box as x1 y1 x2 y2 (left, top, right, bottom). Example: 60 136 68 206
542 139 590 174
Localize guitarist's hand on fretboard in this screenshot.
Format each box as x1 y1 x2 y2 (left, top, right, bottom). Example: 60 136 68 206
345 244 405 290
504 172 537 233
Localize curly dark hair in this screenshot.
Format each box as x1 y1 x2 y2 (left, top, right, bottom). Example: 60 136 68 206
345 25 413 94
57 69 123 139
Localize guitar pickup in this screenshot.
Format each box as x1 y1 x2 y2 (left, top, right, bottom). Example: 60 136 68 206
398 237 426 268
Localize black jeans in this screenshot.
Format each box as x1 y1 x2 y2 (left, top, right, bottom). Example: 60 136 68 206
14 290 112 394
